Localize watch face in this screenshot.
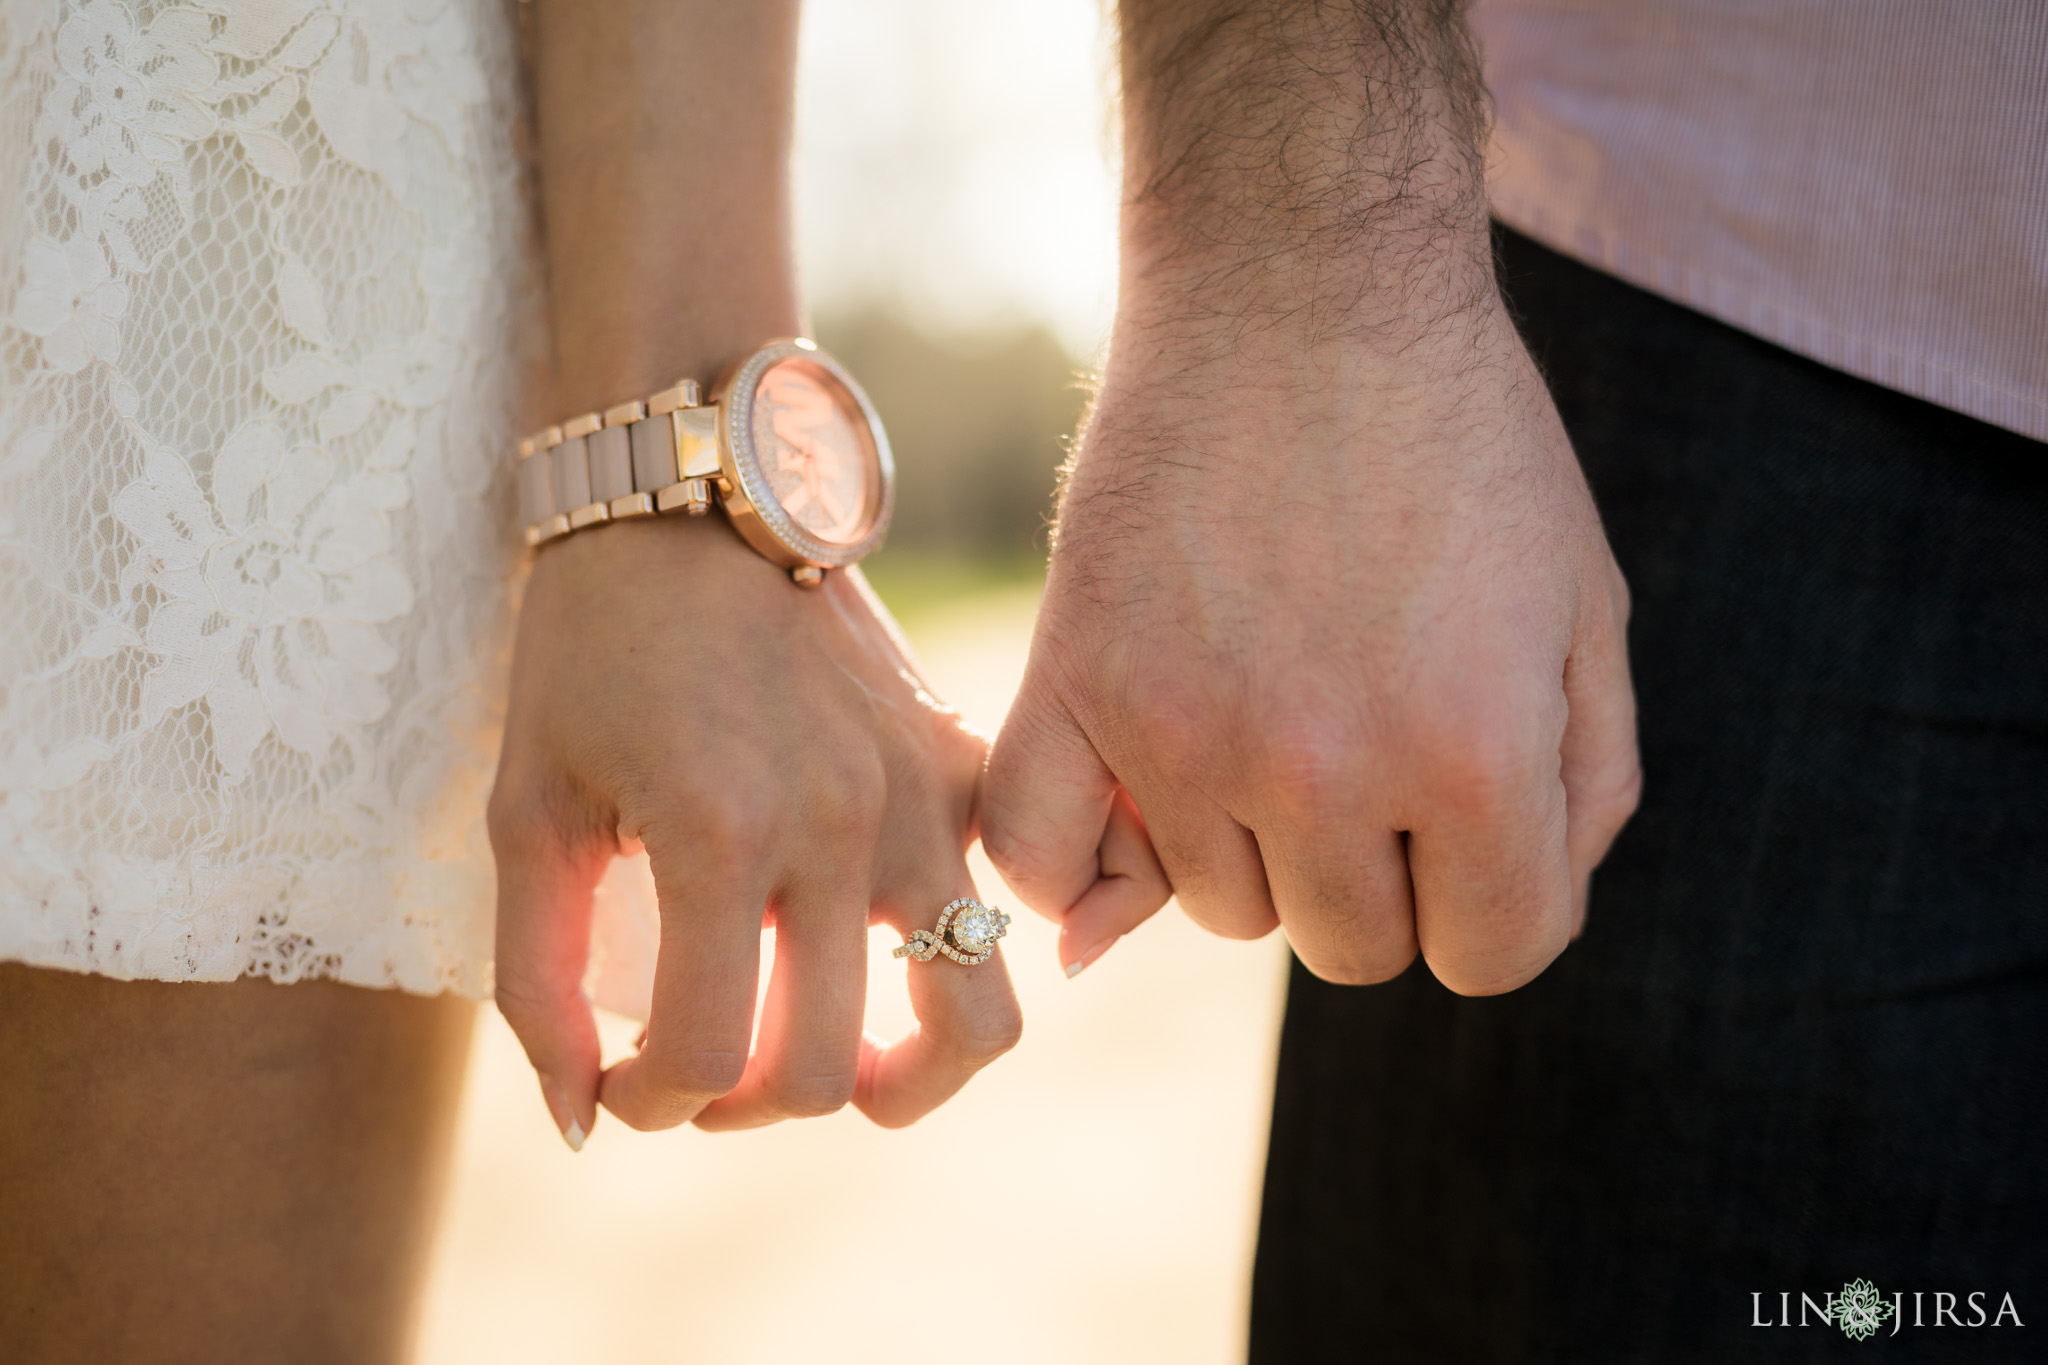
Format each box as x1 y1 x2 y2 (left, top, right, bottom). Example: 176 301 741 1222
748 358 880 546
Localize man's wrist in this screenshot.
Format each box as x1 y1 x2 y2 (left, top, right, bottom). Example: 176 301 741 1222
1115 0 1495 352
1108 257 1507 377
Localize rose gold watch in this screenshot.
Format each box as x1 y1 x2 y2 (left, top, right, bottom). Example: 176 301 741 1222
514 338 894 585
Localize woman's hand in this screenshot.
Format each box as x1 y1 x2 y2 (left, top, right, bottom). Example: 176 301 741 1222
489 515 1019 1144
503 0 1016 1145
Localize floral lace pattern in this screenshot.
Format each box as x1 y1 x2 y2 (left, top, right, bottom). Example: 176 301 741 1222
0 0 537 995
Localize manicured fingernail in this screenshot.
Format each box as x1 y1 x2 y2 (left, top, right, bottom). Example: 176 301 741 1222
1063 937 1116 980
540 1076 584 1153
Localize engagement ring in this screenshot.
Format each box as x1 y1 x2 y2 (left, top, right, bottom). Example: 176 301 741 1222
893 897 1011 966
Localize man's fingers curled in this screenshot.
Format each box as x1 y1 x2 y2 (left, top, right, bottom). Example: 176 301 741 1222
1055 787 1171 977
1405 734 1575 996
1130 782 1280 943
1258 822 1417 987
1560 560 1642 936
983 680 1119 921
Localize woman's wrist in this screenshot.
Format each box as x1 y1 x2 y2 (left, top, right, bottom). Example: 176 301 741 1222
541 300 805 427
527 0 802 417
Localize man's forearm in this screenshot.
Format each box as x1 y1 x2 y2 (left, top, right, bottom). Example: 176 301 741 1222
528 0 802 417
1116 0 1493 344
989 2 1635 1003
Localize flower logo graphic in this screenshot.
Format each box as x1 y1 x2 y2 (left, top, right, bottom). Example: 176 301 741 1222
1836 1279 1894 1341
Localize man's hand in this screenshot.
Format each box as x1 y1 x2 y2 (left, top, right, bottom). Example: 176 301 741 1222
981 0 1640 991
491 521 1018 1142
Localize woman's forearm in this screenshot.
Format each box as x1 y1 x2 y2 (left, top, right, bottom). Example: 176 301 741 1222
528 0 803 416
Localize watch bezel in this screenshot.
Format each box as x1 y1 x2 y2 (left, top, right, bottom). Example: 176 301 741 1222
711 338 895 569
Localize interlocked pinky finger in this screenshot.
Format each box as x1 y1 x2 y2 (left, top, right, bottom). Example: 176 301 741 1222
856 888 1023 1129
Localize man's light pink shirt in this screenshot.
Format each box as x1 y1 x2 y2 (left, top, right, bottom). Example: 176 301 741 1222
1474 0 2048 442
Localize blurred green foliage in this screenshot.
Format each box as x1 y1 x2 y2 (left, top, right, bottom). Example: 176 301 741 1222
858 549 1043 625
814 309 1089 565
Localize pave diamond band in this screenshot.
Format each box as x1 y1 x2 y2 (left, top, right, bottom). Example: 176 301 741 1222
893 897 1011 966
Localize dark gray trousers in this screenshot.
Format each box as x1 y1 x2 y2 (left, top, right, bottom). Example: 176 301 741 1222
1250 227 2048 1364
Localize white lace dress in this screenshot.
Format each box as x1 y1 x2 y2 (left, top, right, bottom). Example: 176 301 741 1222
0 0 538 997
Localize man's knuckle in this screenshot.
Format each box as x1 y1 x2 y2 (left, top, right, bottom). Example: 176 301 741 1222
1164 849 1277 933
1299 942 1416 988
1427 725 1544 817
1607 561 1634 627
1432 947 1559 998
1596 763 1644 826
1123 690 1209 771
1255 717 1368 817
978 807 1053 883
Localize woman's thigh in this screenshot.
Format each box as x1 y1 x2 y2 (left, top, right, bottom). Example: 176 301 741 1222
0 965 474 1364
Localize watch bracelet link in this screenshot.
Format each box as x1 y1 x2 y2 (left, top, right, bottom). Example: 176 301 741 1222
514 377 725 548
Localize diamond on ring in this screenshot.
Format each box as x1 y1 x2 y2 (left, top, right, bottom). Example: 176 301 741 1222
892 897 1011 966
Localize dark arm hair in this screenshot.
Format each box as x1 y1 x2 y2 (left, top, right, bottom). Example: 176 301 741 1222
1115 0 1494 342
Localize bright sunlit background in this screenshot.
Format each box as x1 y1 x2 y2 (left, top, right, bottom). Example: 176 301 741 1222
418 4 1290 1361
794 0 1119 353
799 0 1119 572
